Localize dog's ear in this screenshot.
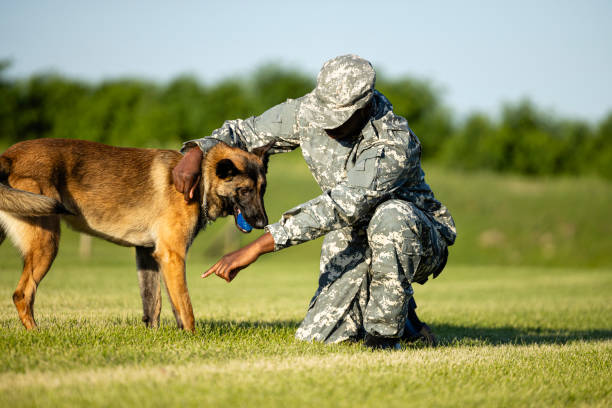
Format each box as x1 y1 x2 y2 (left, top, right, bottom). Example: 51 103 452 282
252 140 276 159
252 140 278 171
216 159 239 179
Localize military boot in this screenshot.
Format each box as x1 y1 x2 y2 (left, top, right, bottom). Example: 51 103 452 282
363 333 401 350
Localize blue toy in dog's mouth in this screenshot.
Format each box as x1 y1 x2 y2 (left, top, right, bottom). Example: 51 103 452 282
235 209 253 233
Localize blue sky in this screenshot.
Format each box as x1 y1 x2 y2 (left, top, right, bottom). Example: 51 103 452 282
1 0 610 121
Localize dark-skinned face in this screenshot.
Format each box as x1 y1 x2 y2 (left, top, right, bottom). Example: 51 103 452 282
324 101 373 140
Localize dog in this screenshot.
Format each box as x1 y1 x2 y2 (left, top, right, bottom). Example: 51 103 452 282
0 138 273 331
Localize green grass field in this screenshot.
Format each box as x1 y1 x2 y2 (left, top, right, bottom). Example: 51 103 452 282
1 152 611 407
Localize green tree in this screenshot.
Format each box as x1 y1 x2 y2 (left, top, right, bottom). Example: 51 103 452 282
441 113 497 170
0 60 18 146
2 64 611 181
250 64 314 115
590 112 612 179
377 77 452 159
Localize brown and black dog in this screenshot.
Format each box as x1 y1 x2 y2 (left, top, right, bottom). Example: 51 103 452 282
0 138 272 331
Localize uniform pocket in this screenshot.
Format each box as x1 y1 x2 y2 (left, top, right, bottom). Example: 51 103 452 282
347 147 383 188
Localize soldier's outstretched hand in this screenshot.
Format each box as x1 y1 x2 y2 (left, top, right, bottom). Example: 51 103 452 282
202 232 275 282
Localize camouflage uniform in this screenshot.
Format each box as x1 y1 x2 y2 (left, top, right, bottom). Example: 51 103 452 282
184 55 456 343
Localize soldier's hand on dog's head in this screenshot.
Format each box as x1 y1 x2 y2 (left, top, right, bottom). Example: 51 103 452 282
173 147 204 201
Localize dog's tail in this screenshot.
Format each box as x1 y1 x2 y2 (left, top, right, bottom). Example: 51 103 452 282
0 156 71 216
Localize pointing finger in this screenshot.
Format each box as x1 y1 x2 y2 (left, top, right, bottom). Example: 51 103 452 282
202 263 218 278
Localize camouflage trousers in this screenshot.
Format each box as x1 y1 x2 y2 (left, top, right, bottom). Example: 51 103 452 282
295 199 448 343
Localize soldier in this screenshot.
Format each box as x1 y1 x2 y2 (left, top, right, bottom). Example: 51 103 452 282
173 55 456 349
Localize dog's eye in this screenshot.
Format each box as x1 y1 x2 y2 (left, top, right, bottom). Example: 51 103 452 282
238 187 252 196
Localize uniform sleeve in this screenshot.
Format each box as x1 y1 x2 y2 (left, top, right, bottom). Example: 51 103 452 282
265 141 416 251
181 99 301 155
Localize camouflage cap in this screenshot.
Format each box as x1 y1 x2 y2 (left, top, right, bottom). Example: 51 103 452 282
301 54 376 129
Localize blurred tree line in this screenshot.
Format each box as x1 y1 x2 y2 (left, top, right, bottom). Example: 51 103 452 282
1 60 611 180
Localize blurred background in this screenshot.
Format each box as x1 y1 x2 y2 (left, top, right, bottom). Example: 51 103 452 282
1 0 611 270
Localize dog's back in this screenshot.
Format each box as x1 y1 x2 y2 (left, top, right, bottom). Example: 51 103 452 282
1 139 199 247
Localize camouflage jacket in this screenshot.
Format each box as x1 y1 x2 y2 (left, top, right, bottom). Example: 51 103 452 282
184 91 456 251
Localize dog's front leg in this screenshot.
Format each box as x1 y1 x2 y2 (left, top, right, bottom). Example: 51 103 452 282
154 243 195 331
136 246 162 328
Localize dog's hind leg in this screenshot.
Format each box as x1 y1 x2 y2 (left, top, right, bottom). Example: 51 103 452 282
5 178 61 329
154 241 194 331
0 225 5 246
135 246 162 328
10 215 60 329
